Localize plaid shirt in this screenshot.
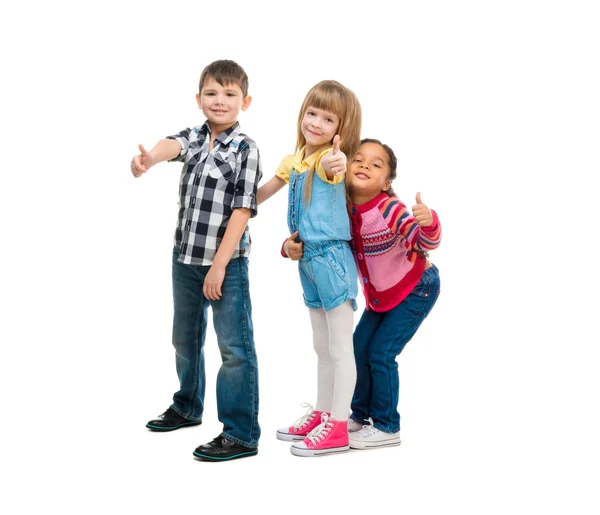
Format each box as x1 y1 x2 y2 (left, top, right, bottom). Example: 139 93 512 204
166 121 262 266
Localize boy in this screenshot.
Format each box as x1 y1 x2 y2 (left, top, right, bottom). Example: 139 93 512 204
130 60 261 462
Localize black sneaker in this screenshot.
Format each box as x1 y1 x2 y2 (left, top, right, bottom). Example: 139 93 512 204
146 408 202 432
193 436 258 462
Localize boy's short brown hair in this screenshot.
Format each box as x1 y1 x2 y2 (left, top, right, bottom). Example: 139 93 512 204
199 60 249 97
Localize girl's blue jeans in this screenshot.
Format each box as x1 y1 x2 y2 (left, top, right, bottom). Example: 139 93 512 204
350 265 440 434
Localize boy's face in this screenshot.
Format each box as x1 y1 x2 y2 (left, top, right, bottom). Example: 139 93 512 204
347 142 391 195
196 77 251 129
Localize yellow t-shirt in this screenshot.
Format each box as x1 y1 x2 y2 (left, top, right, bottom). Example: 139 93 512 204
275 147 344 185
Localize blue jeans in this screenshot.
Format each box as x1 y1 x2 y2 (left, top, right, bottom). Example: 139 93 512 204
350 265 440 434
170 248 260 447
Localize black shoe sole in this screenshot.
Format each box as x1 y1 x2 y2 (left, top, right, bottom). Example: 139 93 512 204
146 421 202 432
192 449 258 462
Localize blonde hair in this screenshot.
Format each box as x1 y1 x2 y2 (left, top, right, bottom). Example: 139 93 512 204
296 80 362 204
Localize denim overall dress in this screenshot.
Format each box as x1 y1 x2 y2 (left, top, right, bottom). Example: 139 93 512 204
287 167 358 311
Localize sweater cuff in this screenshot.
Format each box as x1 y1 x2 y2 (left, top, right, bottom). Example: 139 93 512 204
423 209 440 231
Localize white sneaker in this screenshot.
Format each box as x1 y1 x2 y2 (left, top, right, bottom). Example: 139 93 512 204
347 418 365 432
349 424 401 449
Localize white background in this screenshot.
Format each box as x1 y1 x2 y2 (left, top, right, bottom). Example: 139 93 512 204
1 0 599 513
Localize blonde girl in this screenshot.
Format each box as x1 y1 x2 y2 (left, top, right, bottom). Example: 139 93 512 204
258 80 361 457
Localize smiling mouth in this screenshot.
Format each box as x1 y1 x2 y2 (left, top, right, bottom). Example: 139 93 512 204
354 172 370 180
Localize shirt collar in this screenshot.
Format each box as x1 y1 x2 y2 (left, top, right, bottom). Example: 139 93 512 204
353 192 390 214
200 121 241 148
292 146 325 172
199 121 210 136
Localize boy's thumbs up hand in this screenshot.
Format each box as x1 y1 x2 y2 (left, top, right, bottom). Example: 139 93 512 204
130 143 156 178
322 134 347 177
412 192 433 226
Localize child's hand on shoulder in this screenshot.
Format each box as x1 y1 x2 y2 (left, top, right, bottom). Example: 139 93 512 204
130 144 155 178
322 135 347 176
412 192 433 226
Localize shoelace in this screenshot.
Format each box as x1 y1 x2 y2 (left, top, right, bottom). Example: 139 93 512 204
358 421 377 438
292 402 317 430
306 413 334 444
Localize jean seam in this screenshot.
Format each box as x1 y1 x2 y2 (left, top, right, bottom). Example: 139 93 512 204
241 260 256 443
325 250 347 283
240 259 259 446
350 414 364 424
380 309 427 431
322 290 356 312
288 171 300 235
170 405 187 420
373 421 398 434
187 266 205 420
220 431 257 449
384 335 396 430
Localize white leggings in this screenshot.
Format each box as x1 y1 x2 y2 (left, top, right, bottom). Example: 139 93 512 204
309 300 356 421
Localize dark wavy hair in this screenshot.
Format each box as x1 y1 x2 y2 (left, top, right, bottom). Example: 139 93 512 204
359 138 398 196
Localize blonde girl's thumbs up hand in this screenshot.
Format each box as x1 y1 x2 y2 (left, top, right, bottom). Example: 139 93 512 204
322 135 347 177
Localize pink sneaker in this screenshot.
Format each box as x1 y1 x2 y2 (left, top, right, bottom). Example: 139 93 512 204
276 403 327 442
290 413 350 457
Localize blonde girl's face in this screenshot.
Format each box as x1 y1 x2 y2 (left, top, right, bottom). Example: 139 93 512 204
348 142 391 195
301 106 340 152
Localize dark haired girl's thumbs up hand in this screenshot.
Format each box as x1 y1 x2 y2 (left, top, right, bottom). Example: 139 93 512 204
412 192 433 226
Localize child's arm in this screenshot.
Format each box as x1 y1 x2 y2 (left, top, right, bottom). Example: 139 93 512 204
388 193 442 252
257 175 286 205
258 154 293 204
203 208 252 300
411 192 442 252
130 140 181 177
204 140 262 300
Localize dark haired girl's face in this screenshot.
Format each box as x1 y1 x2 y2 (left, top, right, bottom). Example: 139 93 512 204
347 142 391 196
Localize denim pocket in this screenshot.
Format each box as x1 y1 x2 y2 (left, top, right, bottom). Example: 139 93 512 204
411 281 433 298
324 248 348 284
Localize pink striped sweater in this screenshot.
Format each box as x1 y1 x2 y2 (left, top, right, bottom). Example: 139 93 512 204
349 193 442 312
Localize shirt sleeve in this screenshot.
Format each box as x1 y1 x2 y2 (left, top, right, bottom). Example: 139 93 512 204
275 155 294 183
166 127 192 162
315 148 344 185
385 199 442 252
417 210 442 252
232 139 263 218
